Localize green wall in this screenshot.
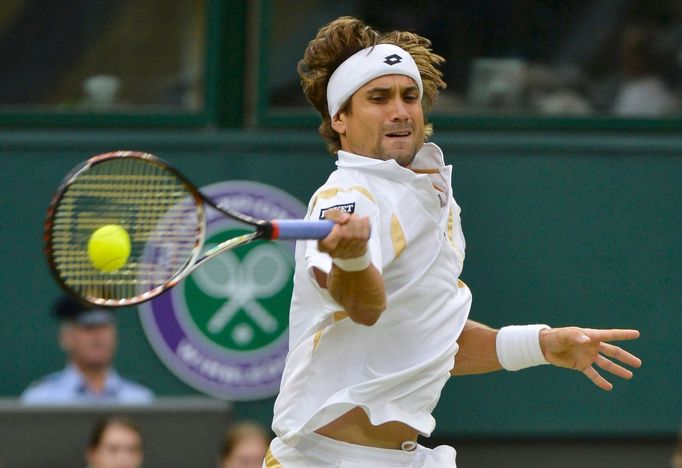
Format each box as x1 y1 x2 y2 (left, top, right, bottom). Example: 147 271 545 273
0 129 679 438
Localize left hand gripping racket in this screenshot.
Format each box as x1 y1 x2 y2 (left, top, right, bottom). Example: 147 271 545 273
44 151 333 307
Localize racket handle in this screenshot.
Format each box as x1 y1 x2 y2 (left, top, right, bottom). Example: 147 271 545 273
270 220 334 240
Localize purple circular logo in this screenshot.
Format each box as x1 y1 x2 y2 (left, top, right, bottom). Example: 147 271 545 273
139 181 306 400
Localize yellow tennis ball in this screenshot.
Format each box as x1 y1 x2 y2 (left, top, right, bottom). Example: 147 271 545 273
88 224 131 272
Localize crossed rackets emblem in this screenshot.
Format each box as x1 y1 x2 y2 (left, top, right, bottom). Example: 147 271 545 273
191 243 290 344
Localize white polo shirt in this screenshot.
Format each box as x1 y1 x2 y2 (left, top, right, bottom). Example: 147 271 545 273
272 143 472 447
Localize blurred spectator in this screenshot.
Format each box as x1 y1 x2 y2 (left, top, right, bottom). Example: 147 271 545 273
20 295 154 405
218 422 270 468
86 416 144 468
673 425 682 468
525 64 594 115
612 24 678 115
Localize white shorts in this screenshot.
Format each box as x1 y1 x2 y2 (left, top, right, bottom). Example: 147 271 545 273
264 432 456 468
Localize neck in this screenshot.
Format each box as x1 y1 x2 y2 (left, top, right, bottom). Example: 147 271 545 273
72 362 109 393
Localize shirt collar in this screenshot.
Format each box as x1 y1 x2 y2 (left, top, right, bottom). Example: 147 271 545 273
336 142 448 181
65 363 122 396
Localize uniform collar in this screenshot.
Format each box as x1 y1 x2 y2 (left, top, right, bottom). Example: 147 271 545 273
65 363 122 397
336 142 448 181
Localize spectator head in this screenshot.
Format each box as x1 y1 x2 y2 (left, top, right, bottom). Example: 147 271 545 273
86 416 143 468
54 295 117 371
219 422 270 468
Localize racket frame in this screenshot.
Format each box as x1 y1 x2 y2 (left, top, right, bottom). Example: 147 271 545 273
45 152 207 307
44 151 332 308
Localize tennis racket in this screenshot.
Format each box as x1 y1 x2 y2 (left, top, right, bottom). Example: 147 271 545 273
44 151 333 308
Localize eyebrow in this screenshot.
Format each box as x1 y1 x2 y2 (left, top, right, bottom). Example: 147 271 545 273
364 84 420 94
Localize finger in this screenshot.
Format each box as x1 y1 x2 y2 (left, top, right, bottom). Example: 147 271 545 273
322 208 350 224
317 223 344 253
585 329 640 342
599 342 642 368
595 355 633 380
318 237 338 254
324 216 371 259
583 366 613 391
356 216 370 239
337 216 370 243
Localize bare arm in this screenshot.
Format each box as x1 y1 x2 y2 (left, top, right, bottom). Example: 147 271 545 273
450 320 502 375
315 209 386 326
451 320 642 391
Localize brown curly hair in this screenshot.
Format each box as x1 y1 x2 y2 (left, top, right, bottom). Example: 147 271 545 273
297 16 447 154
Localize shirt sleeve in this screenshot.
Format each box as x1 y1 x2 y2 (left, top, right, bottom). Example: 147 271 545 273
303 183 382 276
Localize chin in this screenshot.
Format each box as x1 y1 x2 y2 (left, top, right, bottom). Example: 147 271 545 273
384 146 417 165
396 154 416 166
86 356 112 367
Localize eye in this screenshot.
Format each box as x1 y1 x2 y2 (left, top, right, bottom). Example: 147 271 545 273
369 95 386 103
403 94 419 103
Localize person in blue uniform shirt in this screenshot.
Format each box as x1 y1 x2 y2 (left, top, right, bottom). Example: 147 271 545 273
21 295 154 405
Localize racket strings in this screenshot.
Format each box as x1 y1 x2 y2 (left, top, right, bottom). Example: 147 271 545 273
49 156 202 303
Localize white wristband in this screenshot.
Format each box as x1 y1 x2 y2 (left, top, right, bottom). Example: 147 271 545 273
496 324 551 371
332 250 371 272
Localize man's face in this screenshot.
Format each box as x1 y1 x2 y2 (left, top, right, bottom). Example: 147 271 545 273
332 74 425 166
87 423 143 468
60 322 117 370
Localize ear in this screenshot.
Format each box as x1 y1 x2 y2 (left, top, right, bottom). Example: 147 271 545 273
330 112 346 136
58 326 72 352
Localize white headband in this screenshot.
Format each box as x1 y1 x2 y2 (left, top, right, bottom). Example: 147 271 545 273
326 44 423 118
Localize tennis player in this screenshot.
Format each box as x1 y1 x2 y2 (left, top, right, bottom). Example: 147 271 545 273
266 17 642 468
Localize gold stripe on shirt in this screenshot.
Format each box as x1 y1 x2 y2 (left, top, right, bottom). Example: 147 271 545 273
312 329 324 352
447 208 454 244
391 213 406 258
410 167 441 174
313 312 349 353
333 311 349 322
314 186 376 204
457 279 467 289
264 447 282 467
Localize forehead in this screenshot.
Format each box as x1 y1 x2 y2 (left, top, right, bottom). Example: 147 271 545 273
102 424 141 443
357 74 419 92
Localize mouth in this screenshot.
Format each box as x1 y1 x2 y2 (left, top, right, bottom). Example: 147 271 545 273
384 130 413 138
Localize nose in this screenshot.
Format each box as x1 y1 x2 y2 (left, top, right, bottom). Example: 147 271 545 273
388 97 410 121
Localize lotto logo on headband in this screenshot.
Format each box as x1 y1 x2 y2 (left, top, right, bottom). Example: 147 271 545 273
383 54 402 65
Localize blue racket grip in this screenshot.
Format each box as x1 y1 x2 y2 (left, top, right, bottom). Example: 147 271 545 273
271 219 334 240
